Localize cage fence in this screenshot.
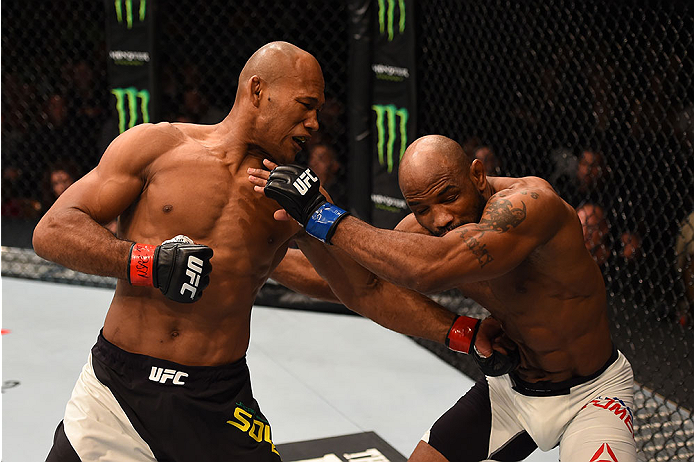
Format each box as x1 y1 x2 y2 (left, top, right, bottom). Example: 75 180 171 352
2 1 693 460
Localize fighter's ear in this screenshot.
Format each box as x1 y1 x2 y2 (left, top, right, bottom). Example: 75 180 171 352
249 75 262 108
470 159 487 191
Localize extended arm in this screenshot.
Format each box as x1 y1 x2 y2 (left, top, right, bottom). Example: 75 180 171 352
270 247 341 303
293 231 458 344
329 191 561 293
293 229 519 374
257 163 562 294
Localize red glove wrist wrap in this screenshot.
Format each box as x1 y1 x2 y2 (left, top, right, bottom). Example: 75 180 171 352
446 315 481 354
129 243 156 286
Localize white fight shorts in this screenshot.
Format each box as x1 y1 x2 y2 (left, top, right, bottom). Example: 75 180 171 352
423 347 636 461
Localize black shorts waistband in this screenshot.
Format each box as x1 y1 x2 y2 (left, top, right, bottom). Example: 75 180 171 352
509 345 619 397
92 331 249 390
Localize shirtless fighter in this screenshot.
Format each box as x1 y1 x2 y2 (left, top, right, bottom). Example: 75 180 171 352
33 43 479 462
251 134 637 461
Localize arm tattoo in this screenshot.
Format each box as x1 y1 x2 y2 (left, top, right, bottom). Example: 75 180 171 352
454 195 530 269
457 228 494 268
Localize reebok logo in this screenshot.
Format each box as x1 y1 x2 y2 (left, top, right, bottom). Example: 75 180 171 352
149 366 188 385
589 443 619 462
180 255 203 299
292 169 319 195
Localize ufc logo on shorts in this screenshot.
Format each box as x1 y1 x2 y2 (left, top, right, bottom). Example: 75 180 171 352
180 255 203 299
149 366 188 385
292 169 319 195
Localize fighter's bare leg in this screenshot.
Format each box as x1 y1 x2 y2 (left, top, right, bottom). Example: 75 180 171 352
409 441 449 462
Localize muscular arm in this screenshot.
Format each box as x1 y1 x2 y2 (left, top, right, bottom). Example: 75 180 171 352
269 226 457 343
32 123 175 278
330 188 563 294
270 247 341 303
294 233 457 344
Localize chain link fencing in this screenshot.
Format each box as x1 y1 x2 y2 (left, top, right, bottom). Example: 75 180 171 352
2 1 693 460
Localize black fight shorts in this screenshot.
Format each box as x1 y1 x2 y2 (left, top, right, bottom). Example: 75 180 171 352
46 332 281 462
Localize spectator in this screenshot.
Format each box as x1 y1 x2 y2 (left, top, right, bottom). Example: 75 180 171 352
462 135 482 156
69 60 105 121
308 143 340 187
1 166 41 219
41 160 81 210
473 144 502 176
554 148 610 210
675 211 694 326
36 94 75 167
575 149 608 197
577 203 611 268
316 95 344 142
620 230 643 262
40 160 117 234
307 141 347 208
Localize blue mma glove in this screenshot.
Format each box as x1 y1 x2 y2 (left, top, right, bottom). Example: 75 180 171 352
264 164 349 243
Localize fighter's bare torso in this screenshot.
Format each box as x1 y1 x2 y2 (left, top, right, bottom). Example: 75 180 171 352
103 122 298 366
399 176 613 382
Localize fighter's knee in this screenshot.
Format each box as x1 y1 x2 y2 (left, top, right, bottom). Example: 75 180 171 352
409 440 449 462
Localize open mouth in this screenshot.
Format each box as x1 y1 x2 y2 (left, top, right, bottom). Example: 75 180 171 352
292 136 308 149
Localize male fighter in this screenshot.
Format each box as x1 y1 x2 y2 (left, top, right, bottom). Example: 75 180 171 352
251 134 637 461
33 43 482 462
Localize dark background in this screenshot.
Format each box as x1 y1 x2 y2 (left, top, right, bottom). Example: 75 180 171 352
2 1 692 460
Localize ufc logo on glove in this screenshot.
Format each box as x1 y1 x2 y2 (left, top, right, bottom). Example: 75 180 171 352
181 255 204 299
292 169 319 195
264 165 349 244
128 235 213 303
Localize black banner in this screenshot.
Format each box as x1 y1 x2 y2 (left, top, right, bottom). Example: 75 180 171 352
276 432 406 462
369 0 416 228
347 0 374 221
105 0 157 133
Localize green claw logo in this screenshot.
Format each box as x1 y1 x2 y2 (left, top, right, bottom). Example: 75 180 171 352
114 0 146 29
372 104 409 173
377 0 406 41
111 87 150 133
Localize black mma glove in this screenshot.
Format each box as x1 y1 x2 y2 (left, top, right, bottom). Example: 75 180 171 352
128 235 213 303
264 164 349 243
472 344 520 377
446 315 519 376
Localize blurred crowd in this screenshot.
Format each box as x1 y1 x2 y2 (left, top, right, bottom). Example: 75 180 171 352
461 135 694 326
1 4 692 326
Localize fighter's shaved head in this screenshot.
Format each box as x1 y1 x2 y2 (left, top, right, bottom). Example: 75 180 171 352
236 41 321 100
399 135 472 187
398 135 487 236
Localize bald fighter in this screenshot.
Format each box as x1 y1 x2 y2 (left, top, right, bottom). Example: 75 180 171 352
251 134 637 461
34 43 472 462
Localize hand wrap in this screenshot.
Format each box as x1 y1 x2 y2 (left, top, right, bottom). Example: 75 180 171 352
446 315 520 376
445 315 481 354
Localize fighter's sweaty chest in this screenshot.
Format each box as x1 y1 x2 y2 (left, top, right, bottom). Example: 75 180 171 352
140 167 293 246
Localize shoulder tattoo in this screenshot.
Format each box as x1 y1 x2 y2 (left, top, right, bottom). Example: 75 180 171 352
454 190 539 268
479 198 527 233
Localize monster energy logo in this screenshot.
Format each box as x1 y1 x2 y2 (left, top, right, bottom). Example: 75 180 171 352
372 104 408 173
115 0 146 29
377 0 405 41
111 87 150 133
